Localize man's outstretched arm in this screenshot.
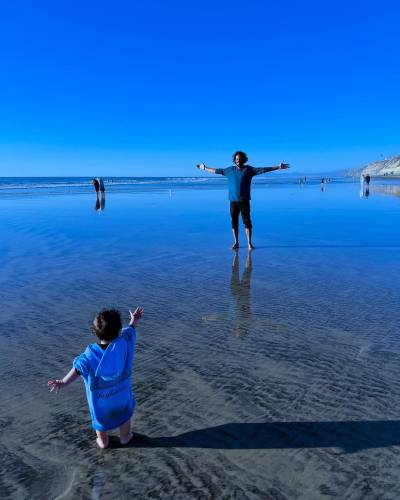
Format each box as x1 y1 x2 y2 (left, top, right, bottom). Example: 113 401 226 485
253 162 290 175
197 163 224 174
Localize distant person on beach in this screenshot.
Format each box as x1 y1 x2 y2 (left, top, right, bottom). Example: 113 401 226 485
92 178 100 193
92 177 105 193
365 174 371 185
197 151 289 249
93 178 106 211
48 306 144 449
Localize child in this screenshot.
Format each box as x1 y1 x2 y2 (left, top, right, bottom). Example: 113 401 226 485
48 306 144 449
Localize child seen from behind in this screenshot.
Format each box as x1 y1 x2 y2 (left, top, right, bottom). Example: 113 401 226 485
48 306 144 449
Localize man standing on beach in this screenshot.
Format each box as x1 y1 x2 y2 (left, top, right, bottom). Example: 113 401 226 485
197 151 289 249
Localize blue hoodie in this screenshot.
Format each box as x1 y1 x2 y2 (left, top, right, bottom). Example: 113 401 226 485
73 326 136 431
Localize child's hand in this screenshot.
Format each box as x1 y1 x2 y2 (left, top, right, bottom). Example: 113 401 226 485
129 306 144 326
47 379 64 393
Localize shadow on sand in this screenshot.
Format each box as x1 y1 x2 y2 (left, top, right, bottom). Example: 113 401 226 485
108 420 400 453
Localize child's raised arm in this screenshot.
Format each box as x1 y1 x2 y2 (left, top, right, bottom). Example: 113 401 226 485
48 367 79 393
129 306 144 327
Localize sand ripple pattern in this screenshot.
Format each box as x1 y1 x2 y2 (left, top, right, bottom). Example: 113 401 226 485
1 188 400 498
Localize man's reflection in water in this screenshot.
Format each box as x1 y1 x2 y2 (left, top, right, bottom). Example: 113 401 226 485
230 250 253 338
94 192 106 211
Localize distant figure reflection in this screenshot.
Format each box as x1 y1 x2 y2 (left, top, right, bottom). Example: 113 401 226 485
359 183 370 199
230 251 253 338
372 183 400 199
94 190 106 212
92 177 106 212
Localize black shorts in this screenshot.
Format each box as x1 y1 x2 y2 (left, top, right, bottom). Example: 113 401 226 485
230 201 252 229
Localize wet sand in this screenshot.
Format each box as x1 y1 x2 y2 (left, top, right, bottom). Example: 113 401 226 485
1 183 400 498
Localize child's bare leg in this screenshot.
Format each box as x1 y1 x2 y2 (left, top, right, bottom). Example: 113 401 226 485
96 430 109 449
120 419 133 445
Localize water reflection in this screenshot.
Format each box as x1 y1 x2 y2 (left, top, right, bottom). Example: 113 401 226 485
359 182 400 200
94 192 106 211
359 184 370 199
372 184 400 199
90 469 105 500
230 251 253 338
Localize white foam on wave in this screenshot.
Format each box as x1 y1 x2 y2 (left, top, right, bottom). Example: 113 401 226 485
0 177 222 191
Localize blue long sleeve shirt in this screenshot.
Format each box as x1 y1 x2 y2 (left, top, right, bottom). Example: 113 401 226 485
215 165 258 201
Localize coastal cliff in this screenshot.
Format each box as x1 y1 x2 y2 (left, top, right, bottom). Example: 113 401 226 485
347 155 400 177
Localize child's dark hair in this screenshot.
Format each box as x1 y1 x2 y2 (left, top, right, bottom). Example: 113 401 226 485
91 309 122 341
232 150 248 164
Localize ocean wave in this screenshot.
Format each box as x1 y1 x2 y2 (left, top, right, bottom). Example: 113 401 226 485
0 175 355 196
0 177 222 191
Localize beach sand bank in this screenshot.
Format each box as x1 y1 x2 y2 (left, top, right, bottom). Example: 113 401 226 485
1 183 400 498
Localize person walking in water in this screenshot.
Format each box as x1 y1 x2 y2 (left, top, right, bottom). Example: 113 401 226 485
92 178 106 211
197 151 289 249
92 177 105 194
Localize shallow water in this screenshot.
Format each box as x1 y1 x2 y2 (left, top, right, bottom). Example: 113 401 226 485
1 180 400 499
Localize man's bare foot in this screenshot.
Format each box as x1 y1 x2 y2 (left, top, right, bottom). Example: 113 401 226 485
232 243 239 250
120 432 134 445
248 243 254 250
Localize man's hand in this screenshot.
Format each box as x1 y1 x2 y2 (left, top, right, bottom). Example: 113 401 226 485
197 163 206 171
279 162 290 170
47 379 64 393
129 306 144 326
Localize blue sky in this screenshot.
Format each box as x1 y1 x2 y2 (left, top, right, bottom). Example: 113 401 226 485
0 0 399 176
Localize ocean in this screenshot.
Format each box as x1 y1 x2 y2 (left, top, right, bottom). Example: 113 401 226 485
0 174 353 196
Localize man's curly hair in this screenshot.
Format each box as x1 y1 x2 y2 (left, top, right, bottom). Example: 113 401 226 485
232 151 248 164
91 308 122 341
